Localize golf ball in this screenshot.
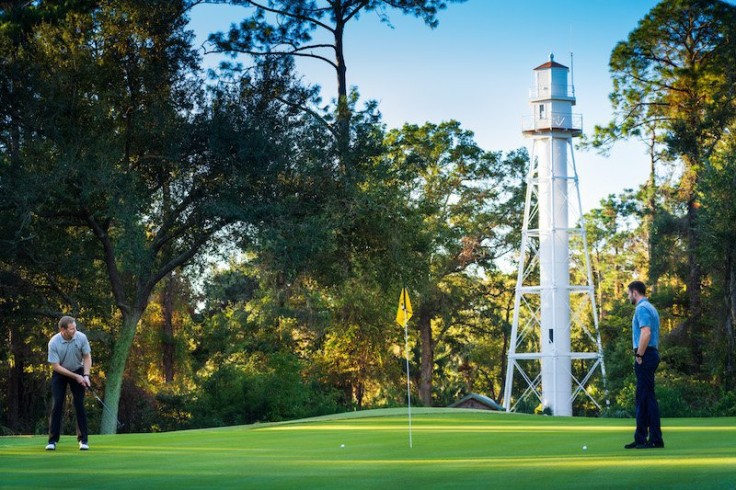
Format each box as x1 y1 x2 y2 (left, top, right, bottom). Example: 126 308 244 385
582 445 587 451
340 444 345 448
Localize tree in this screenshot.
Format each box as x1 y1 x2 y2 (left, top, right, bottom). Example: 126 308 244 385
236 100 413 409
699 140 736 388
383 121 527 405
206 0 465 165
2 0 303 433
0 0 117 435
596 0 736 362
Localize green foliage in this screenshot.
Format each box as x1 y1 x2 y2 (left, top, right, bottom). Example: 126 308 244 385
5 0 736 438
656 375 725 417
584 0 736 415
379 121 527 405
697 143 736 388
606 0 736 155
593 0 736 373
189 353 339 427
713 390 736 416
1 0 320 433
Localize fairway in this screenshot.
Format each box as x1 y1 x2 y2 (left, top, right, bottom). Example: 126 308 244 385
1 408 734 489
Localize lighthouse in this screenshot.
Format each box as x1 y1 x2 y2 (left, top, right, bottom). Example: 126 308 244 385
503 54 607 416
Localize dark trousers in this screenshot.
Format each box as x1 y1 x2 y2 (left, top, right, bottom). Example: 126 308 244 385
634 348 663 445
48 370 88 444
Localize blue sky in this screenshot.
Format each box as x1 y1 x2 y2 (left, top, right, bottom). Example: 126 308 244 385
188 0 667 212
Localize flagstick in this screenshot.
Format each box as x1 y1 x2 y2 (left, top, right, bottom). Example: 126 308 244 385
397 287 413 449
403 319 413 449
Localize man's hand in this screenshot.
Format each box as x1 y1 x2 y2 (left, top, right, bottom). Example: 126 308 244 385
78 374 90 387
636 326 651 366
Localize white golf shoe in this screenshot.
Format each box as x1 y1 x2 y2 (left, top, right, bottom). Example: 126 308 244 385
79 442 89 451
45 443 56 451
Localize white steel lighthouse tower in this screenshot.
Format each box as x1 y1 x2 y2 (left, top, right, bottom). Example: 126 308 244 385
502 54 606 416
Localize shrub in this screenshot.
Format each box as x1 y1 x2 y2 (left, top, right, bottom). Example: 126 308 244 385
188 353 340 428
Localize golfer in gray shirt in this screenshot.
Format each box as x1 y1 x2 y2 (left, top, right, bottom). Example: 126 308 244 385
46 316 92 451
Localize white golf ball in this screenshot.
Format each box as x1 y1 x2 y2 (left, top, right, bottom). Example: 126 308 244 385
340 444 345 448
582 445 587 451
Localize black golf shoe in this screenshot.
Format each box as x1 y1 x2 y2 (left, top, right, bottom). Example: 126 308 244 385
624 441 648 449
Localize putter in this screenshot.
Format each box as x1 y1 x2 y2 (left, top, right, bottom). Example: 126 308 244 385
87 386 124 430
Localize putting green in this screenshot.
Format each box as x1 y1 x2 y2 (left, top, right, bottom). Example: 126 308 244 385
1 408 734 489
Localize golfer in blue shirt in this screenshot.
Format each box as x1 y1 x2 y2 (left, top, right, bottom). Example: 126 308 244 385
624 281 664 449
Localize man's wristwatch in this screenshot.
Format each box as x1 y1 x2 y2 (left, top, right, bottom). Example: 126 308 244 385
635 353 642 359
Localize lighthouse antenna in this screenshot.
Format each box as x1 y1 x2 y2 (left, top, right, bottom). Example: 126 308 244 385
570 52 575 97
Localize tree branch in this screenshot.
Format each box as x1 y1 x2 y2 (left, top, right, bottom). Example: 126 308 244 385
274 94 338 138
141 227 222 302
150 186 206 254
343 0 370 24
205 45 338 69
241 0 335 33
84 211 130 314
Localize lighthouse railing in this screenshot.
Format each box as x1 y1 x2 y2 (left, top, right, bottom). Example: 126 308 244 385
529 84 575 98
522 113 582 132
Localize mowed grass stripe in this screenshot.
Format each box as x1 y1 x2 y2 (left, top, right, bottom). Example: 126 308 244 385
1 409 734 489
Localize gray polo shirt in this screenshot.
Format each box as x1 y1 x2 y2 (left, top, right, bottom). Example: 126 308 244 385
48 331 91 371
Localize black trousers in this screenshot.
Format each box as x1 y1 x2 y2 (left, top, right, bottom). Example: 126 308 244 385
633 347 663 445
48 370 88 444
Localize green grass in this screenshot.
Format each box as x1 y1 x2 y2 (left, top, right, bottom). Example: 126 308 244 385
1 408 735 489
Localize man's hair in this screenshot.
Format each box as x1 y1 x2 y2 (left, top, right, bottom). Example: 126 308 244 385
627 281 646 296
58 316 76 330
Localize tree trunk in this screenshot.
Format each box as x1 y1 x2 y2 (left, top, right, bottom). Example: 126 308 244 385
6 325 22 430
679 151 703 366
417 308 434 406
355 381 364 409
333 20 350 169
686 196 703 365
8 41 21 169
724 248 736 390
334 20 347 113
162 273 175 384
647 135 657 290
100 309 143 434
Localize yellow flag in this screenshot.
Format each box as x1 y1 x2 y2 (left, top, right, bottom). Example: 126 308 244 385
396 288 413 326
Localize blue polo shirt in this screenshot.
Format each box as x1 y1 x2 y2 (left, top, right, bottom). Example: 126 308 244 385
632 298 660 349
